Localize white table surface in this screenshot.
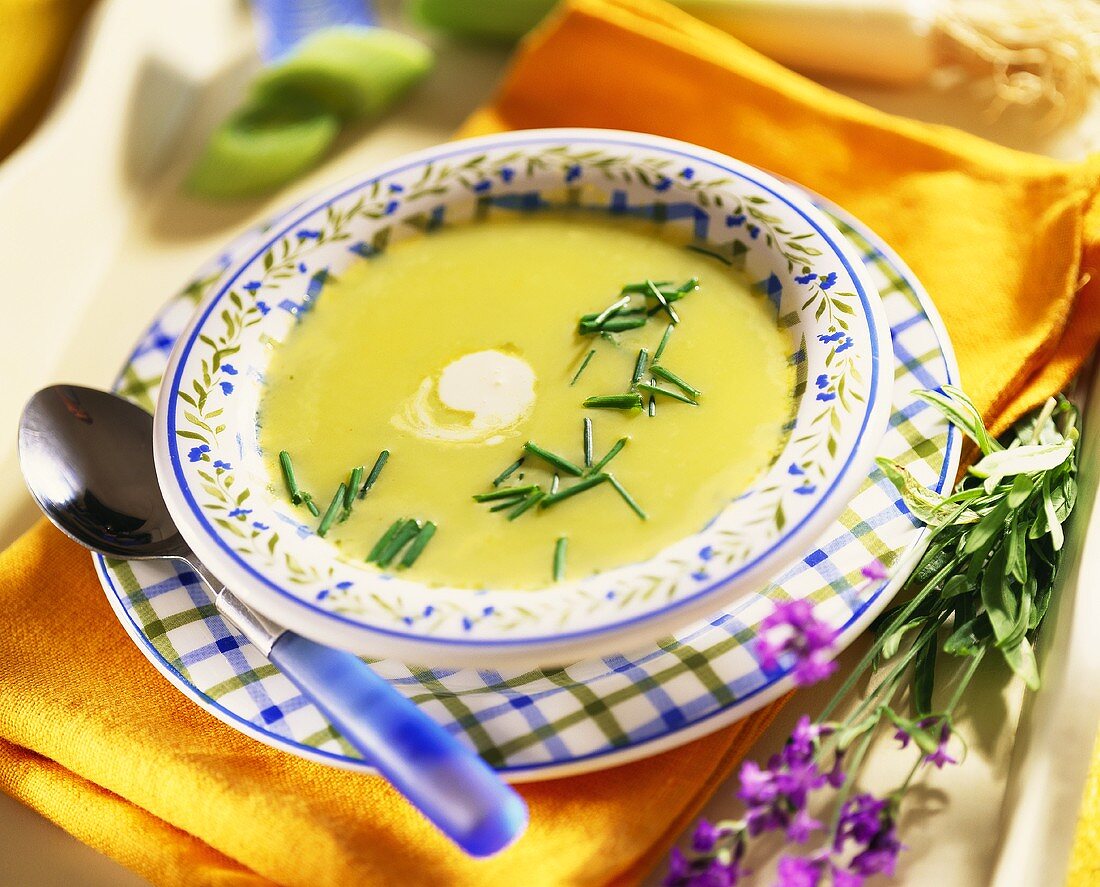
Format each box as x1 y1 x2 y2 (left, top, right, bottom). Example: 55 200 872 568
0 2 1097 885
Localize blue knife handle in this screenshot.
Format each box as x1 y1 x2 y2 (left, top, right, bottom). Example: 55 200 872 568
267 632 528 856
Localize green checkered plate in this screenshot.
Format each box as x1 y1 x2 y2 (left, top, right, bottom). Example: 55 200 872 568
93 195 959 781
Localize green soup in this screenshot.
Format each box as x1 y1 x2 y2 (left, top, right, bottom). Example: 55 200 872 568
259 214 793 589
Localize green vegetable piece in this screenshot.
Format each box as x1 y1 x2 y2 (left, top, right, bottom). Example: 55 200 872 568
553 536 568 582
186 99 340 199
400 521 437 568
583 394 643 411
252 27 434 121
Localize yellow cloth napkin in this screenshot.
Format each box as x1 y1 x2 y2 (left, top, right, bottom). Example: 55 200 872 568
2 1 1099 885
0 0 96 158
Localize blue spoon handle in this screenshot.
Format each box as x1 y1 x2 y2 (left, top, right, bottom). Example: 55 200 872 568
267 632 528 856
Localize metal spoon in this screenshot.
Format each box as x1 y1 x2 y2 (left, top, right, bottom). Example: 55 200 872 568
18 384 527 857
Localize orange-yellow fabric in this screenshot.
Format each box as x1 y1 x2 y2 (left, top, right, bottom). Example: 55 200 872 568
0 0 96 159
2 1 1099 886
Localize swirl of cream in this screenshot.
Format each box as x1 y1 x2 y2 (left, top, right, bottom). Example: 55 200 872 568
392 349 536 446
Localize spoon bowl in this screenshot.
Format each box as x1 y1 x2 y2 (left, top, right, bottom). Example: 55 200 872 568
19 386 185 559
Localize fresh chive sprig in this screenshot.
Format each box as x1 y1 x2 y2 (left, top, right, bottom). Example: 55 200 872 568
608 474 647 521
653 324 674 362
645 279 680 324
590 437 628 474
583 418 593 468
279 451 302 504
570 349 596 386
553 537 568 582
583 393 643 410
524 441 584 477
358 449 390 499
399 521 436 568
631 348 649 388
492 457 524 487
637 381 698 406
651 365 702 398
374 519 422 567
317 483 346 537
474 485 540 503
540 473 608 509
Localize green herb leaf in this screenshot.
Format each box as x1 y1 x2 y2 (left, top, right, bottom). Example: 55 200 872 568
570 350 596 386
583 394 643 410
399 521 436 568
553 536 568 582
358 449 390 499
523 442 584 477
636 382 698 406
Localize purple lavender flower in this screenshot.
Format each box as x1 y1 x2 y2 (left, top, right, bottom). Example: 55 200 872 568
692 819 720 852
834 793 904 876
786 809 823 843
924 725 957 769
775 856 822 887
830 865 864 887
834 794 886 849
756 600 839 686
665 849 743 887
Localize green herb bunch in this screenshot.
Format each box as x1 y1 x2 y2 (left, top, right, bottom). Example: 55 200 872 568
666 387 1082 886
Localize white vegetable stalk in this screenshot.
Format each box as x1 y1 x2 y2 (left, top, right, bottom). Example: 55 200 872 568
676 0 1100 122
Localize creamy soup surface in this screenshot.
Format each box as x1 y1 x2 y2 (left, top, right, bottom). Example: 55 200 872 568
259 214 794 589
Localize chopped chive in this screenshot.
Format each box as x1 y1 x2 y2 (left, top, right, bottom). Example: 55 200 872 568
677 276 699 294
631 348 648 387
645 279 680 324
279 451 302 504
345 466 364 510
579 315 647 335
648 394 656 417
302 493 321 517
474 485 539 502
376 519 422 567
580 308 646 322
317 483 346 537
622 280 671 294
553 537 568 581
507 489 546 520
607 474 647 520
651 364 702 398
492 457 524 487
490 498 523 512
570 350 596 386
583 418 593 467
551 473 560 494
358 449 390 499
400 521 436 568
592 295 631 326
367 519 405 562
583 393 643 410
524 442 584 477
540 473 609 509
637 382 698 406
591 437 628 474
653 324 674 362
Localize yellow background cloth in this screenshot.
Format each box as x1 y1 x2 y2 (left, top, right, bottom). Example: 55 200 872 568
1 0 1099 885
